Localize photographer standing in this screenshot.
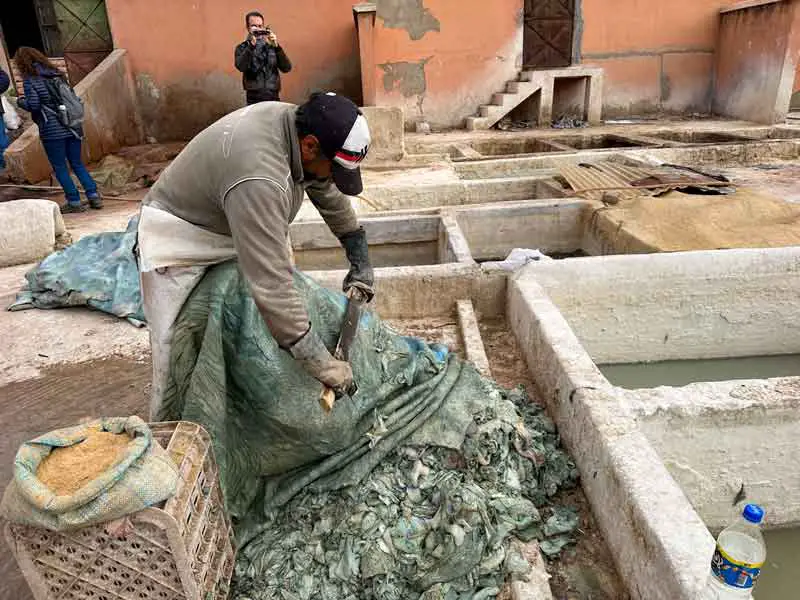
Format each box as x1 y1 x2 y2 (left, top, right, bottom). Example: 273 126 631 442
234 11 292 105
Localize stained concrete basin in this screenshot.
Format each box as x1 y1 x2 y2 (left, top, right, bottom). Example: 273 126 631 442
290 214 468 270
453 200 590 261
508 247 800 599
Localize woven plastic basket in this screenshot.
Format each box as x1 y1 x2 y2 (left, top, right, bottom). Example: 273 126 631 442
5 421 235 600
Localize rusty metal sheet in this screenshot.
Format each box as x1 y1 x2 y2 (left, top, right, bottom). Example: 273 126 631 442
558 164 645 202
559 161 734 203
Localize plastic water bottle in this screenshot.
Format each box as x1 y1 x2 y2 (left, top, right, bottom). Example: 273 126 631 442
704 504 766 599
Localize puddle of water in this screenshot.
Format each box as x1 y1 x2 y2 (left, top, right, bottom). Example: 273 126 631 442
599 355 800 389
754 528 799 599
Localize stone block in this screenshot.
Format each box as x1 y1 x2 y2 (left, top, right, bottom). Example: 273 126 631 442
361 106 405 164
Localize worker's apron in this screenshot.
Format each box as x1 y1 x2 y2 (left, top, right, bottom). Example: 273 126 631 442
137 205 294 420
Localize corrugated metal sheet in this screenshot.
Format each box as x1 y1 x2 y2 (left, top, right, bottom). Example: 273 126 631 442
559 161 733 202
558 163 646 202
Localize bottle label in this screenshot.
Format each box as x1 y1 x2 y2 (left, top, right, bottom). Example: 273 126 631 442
710 544 764 589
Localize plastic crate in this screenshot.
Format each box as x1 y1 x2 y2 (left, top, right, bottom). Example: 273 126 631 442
5 421 235 600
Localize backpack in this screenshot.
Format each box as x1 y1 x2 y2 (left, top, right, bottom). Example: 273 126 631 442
43 77 84 130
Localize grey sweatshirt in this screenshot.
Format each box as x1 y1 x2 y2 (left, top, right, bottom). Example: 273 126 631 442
142 102 359 347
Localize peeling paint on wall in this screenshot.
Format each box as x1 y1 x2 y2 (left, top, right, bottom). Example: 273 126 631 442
380 58 430 118
375 0 440 41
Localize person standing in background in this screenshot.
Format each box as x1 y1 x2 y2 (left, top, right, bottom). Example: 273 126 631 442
14 47 102 213
0 67 10 172
234 11 292 105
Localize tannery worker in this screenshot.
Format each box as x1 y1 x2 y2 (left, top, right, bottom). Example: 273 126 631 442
136 92 374 418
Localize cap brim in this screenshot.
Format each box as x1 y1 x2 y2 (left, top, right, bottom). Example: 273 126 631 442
332 163 363 196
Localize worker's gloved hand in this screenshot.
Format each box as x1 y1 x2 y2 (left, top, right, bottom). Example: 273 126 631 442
338 227 375 302
289 326 353 390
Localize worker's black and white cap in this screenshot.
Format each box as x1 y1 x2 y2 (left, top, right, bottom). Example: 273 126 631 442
301 91 371 195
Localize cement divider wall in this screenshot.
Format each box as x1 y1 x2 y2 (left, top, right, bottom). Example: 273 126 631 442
5 49 144 184
627 379 800 531
450 139 800 180
307 263 508 320
522 248 800 364
294 199 597 267
364 176 564 210
507 270 714 600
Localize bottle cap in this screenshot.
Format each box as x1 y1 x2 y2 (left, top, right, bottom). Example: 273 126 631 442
742 504 765 524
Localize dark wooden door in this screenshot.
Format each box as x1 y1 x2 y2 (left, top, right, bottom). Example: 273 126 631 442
55 0 113 84
34 0 112 84
523 0 575 69
33 0 63 56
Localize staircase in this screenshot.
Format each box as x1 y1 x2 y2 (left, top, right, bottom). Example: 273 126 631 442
466 66 604 131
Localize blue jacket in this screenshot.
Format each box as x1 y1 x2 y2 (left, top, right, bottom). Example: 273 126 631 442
17 64 77 140
0 68 9 116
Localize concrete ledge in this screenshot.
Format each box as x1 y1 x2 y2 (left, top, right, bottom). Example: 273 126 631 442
456 299 492 378
439 212 475 264
307 263 508 319
365 176 564 210
6 49 144 183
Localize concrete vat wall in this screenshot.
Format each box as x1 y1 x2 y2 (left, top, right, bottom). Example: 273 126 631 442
507 248 800 598
105 0 362 141
371 0 523 130
5 49 143 184
713 0 800 123
631 381 800 531
506 267 713 600
521 248 800 364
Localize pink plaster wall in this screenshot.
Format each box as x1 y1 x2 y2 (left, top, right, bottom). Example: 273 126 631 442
105 0 361 141
372 0 523 130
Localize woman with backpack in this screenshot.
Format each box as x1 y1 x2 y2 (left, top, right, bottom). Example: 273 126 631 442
15 47 102 213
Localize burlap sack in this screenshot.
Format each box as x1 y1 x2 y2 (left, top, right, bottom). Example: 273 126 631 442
0 416 178 531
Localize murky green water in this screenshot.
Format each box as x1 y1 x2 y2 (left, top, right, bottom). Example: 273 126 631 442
755 528 799 599
599 355 800 389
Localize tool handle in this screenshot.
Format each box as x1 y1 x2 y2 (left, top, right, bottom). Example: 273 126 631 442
320 387 336 413
319 381 357 413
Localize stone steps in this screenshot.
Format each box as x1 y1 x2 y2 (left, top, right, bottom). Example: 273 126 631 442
465 66 604 131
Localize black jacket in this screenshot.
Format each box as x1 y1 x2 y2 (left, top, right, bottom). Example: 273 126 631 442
0 68 9 115
234 40 291 95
